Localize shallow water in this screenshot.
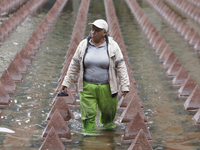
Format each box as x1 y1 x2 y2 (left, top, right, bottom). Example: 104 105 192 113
0 0 200 149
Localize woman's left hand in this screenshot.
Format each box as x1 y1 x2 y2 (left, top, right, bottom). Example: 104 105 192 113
122 91 128 97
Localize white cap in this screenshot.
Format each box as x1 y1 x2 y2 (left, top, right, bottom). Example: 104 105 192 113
89 19 108 32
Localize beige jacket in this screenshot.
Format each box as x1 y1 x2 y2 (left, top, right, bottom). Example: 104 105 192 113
62 36 129 95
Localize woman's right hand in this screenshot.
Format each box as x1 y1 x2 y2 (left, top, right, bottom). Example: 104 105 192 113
63 86 68 93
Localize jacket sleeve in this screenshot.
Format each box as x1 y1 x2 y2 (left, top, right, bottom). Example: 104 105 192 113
62 42 82 88
114 42 130 92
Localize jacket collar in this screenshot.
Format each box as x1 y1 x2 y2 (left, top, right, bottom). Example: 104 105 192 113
82 35 115 57
107 36 115 57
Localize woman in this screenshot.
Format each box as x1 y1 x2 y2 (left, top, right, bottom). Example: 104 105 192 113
62 19 129 132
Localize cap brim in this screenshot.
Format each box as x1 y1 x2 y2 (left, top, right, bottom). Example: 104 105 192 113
88 23 104 30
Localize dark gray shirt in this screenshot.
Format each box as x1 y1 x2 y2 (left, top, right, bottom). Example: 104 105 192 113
83 40 109 84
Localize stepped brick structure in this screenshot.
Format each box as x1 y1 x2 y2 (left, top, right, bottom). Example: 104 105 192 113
47 97 74 121
39 127 65 150
43 109 71 139
128 129 153 150
124 112 152 141
0 69 17 93
121 95 147 123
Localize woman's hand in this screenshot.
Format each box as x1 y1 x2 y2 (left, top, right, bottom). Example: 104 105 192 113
122 91 128 97
58 86 69 96
63 86 68 93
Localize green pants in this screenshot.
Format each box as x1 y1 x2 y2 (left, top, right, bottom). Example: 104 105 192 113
80 81 118 131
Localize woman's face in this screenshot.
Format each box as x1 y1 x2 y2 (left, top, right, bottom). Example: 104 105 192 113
90 25 107 42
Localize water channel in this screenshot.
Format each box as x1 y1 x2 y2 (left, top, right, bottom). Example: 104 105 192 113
0 0 200 149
